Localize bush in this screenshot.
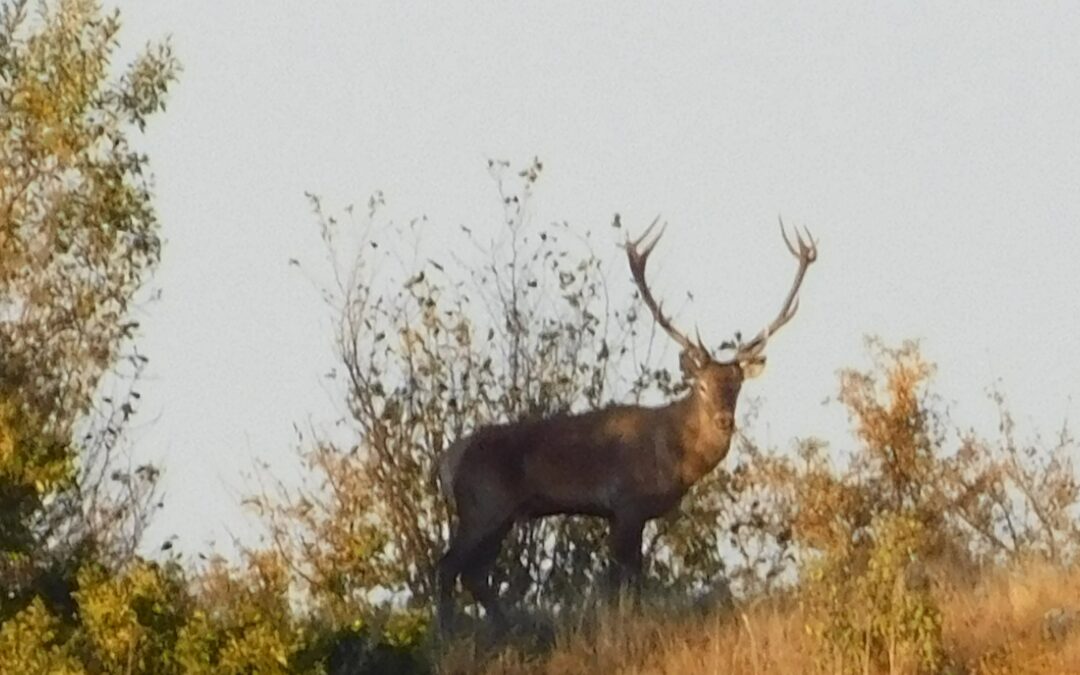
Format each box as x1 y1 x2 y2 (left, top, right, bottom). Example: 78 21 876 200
803 514 944 673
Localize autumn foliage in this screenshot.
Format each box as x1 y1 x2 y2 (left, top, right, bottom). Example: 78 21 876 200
3 3 1080 674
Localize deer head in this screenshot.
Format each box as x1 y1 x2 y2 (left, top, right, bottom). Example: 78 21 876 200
624 217 818 432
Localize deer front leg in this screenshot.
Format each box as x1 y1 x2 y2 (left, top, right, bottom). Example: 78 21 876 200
609 514 645 592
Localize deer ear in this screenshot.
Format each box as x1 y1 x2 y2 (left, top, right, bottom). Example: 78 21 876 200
740 356 766 380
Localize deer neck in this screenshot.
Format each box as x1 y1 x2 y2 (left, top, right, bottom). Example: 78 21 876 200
673 394 736 487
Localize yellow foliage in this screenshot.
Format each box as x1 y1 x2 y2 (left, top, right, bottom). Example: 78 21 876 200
0 396 71 492
173 610 218 675
216 622 293 675
71 561 189 674
0 598 85 674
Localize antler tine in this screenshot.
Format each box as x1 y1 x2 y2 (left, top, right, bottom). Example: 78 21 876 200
629 215 665 253
694 327 710 355
797 226 817 262
624 219 701 358
779 216 798 257
735 221 818 359
778 217 818 261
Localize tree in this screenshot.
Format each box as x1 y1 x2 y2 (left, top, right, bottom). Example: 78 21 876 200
255 159 634 619
0 0 178 620
254 159 800 631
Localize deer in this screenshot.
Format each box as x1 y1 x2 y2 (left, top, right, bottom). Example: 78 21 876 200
436 218 818 633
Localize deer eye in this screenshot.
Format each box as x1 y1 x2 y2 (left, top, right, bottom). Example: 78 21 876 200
696 380 710 395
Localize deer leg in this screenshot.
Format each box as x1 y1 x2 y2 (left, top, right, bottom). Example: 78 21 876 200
436 548 461 635
609 515 646 592
460 522 511 629
437 516 511 635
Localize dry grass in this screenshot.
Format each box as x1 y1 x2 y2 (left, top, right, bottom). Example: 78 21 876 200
438 596 812 675
940 560 1080 673
437 562 1080 674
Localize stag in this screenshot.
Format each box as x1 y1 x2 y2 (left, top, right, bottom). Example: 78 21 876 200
436 219 817 631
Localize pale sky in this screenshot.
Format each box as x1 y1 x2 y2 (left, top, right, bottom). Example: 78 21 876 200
114 2 1080 556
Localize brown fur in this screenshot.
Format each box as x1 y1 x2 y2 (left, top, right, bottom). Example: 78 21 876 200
436 362 749 631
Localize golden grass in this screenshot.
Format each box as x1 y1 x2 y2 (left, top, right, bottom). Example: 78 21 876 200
939 560 1080 674
438 562 1080 674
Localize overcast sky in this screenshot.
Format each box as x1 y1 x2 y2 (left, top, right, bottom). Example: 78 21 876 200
114 2 1080 556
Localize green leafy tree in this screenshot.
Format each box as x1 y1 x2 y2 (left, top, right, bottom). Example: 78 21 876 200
0 0 178 620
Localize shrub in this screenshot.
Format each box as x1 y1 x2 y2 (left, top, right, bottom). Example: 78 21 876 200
803 514 944 673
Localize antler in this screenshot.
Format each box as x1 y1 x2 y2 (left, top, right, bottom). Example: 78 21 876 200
624 218 709 362
735 218 818 359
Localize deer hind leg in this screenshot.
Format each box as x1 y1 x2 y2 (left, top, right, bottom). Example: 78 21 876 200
460 522 511 629
436 534 473 636
437 514 511 636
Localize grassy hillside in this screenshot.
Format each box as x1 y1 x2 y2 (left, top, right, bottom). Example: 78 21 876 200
439 561 1080 674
